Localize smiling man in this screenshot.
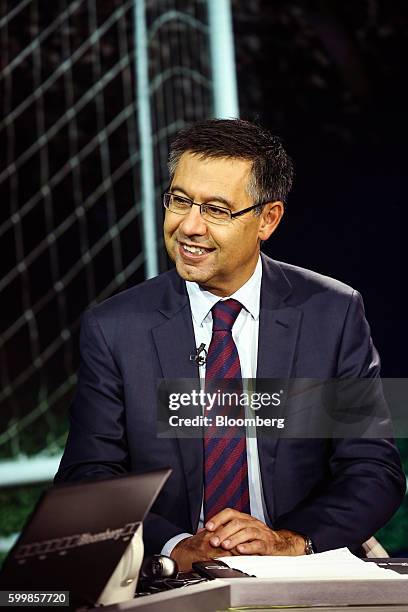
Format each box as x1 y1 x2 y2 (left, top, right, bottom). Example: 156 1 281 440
163 153 282 296
56 119 405 571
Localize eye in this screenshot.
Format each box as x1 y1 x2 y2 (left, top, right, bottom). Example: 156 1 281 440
172 195 190 207
205 205 229 218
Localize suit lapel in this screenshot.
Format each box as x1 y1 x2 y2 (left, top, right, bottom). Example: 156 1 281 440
257 255 302 379
151 272 202 531
256 255 302 525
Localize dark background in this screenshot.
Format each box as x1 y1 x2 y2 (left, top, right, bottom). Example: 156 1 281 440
233 0 407 378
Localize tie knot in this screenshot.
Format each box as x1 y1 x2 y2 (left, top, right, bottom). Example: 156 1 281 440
211 299 242 332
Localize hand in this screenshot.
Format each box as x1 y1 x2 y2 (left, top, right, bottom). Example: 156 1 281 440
205 508 306 556
170 529 233 572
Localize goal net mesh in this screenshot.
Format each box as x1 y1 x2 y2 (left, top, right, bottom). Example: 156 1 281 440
0 0 212 468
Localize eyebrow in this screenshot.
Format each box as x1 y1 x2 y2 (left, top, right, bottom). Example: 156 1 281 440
170 185 234 208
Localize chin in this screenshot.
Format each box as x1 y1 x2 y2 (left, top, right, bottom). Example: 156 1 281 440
174 261 206 284
176 264 201 283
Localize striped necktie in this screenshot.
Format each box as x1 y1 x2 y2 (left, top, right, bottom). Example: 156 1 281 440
203 299 250 522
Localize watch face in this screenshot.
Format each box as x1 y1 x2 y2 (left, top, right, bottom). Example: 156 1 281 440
304 537 315 554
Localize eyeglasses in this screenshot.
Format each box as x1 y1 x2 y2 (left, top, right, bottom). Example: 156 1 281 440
163 192 263 225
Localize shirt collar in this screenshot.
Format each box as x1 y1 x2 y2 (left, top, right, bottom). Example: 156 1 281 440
186 256 262 327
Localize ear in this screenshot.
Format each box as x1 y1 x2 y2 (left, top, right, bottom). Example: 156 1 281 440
258 201 284 241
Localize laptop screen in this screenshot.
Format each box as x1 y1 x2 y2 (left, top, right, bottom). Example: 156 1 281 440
0 469 171 607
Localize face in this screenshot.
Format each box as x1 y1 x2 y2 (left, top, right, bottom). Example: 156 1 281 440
164 152 283 296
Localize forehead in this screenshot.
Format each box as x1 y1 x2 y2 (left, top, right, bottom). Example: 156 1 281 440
172 152 253 204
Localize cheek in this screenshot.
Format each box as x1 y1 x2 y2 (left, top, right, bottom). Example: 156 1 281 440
164 217 177 237
229 225 258 252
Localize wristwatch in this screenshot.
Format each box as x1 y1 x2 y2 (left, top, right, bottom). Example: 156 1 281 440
303 536 315 555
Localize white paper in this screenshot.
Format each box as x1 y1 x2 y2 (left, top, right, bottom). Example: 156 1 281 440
218 547 407 580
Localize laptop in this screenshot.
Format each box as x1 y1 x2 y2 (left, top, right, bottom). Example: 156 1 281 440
0 469 171 608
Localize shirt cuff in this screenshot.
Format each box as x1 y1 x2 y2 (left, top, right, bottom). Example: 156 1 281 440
161 532 192 558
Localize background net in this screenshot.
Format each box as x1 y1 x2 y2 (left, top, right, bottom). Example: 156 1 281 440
0 0 212 472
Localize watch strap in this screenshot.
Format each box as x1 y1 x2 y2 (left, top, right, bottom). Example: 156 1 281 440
304 536 315 555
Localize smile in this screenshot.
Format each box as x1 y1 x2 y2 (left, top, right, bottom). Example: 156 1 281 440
178 241 214 259
183 244 207 255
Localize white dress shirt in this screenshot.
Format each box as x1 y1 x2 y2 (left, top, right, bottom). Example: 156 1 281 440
161 256 268 556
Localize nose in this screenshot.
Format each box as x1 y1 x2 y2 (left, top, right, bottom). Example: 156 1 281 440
179 204 208 237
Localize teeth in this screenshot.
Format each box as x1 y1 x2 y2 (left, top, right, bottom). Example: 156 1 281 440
183 244 206 255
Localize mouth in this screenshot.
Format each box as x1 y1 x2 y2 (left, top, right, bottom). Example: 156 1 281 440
177 241 215 260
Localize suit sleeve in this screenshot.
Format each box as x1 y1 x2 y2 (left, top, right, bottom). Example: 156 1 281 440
55 309 129 481
275 290 406 552
55 310 188 554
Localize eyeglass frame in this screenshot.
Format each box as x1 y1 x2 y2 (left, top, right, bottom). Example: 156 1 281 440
163 191 265 222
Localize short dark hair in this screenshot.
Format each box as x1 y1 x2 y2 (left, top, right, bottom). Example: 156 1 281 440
168 118 294 206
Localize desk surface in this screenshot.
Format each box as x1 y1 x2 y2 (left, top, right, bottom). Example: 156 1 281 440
97 558 408 612
101 575 408 612
222 604 408 612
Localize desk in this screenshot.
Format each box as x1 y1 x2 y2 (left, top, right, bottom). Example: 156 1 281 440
97 574 408 612
225 605 408 612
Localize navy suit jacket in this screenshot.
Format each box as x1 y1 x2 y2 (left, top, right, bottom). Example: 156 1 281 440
56 254 405 555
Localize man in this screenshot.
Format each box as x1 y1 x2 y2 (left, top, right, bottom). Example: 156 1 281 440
56 119 405 571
